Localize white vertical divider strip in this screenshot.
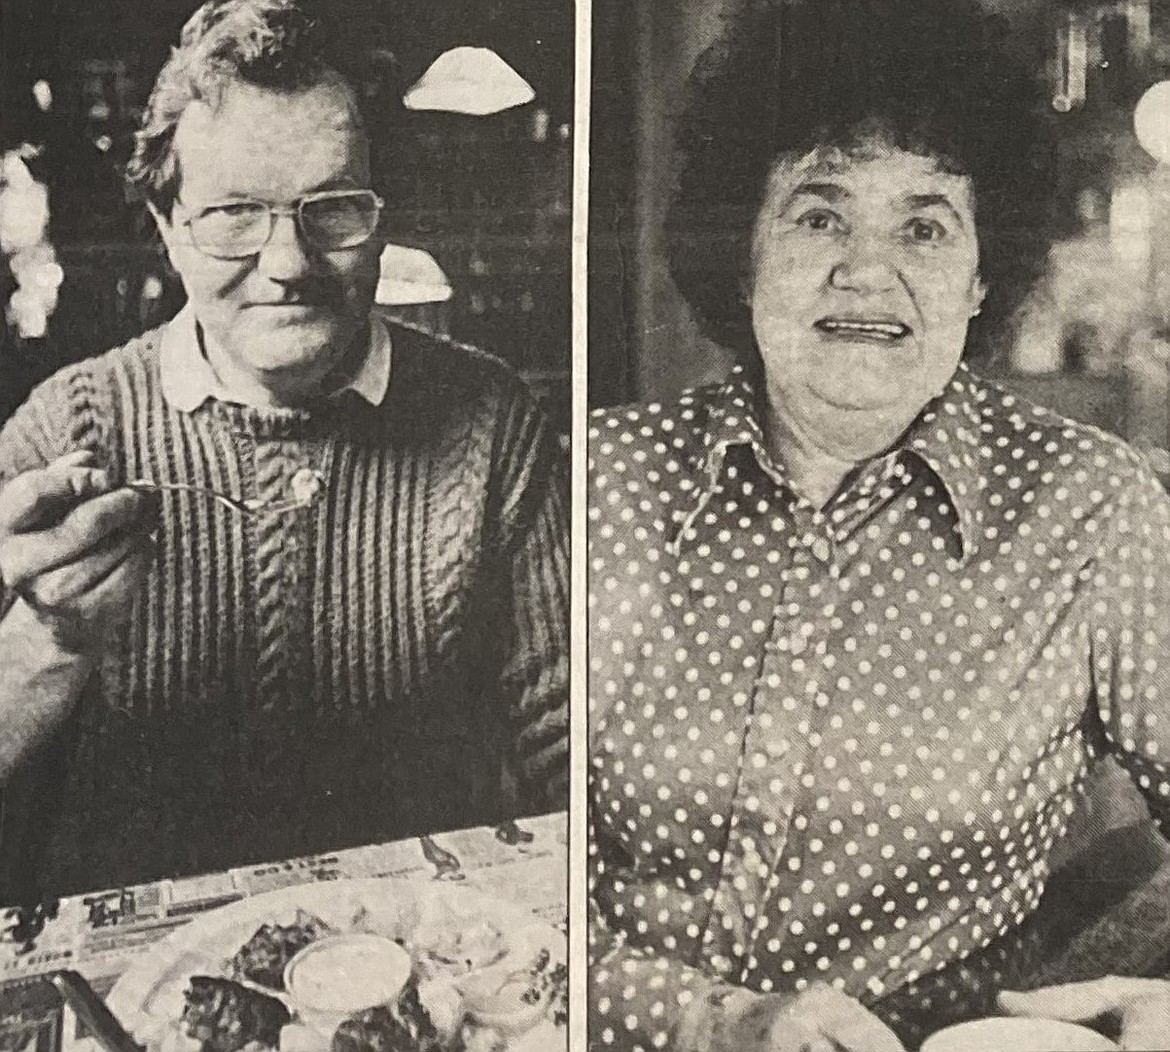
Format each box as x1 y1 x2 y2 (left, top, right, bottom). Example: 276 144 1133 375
569 0 593 1047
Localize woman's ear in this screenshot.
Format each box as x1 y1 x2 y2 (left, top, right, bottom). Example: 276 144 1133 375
969 275 987 318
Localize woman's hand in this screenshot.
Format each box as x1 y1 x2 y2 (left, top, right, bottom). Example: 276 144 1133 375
690 983 905 1052
999 978 1170 1050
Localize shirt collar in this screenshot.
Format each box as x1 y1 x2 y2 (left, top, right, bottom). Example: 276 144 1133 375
688 368 772 492
690 363 986 560
901 364 988 559
159 303 393 412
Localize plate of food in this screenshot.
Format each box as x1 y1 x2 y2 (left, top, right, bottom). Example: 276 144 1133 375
106 879 567 1052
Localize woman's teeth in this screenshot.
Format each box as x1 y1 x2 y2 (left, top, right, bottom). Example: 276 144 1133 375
816 319 910 339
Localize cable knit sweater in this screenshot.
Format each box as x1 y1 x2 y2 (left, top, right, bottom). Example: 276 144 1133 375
0 319 568 899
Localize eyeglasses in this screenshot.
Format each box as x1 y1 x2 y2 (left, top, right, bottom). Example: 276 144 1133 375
178 189 384 260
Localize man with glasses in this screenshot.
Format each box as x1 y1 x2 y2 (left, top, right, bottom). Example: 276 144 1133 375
0 0 568 898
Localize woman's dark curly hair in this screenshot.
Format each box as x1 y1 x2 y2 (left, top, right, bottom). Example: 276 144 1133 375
125 0 402 216
666 0 1055 358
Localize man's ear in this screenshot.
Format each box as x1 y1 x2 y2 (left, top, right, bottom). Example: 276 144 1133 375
147 202 179 267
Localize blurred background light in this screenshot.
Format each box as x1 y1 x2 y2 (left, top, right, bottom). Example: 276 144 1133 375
1135 81 1170 163
0 150 63 338
0 153 50 252
1110 184 1152 268
31 79 52 112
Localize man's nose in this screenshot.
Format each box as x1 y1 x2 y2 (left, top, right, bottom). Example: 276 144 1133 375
256 211 314 279
829 235 899 293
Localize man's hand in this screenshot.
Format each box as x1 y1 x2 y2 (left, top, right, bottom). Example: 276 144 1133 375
999 978 1170 1050
0 450 157 654
701 983 905 1052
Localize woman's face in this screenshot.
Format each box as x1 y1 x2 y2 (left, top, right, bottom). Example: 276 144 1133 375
748 141 985 440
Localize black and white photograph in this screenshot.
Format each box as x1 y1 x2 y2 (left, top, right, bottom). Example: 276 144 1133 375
0 1 572 1049
588 0 1170 1049
10 0 1170 1047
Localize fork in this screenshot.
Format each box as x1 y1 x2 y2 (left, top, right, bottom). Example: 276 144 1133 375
49 971 145 1052
126 479 308 517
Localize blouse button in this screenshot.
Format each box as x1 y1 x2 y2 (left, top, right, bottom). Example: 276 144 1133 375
811 537 832 563
764 738 789 760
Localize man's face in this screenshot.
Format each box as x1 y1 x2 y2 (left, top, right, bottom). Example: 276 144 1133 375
748 142 985 438
155 79 379 400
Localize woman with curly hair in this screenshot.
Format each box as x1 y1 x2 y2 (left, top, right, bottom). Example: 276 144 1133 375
588 1 1170 1048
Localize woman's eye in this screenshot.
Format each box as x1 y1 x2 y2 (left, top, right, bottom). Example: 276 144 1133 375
796 209 842 233
905 218 947 243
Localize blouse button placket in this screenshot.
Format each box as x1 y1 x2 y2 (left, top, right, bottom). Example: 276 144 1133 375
750 541 840 974
698 532 840 982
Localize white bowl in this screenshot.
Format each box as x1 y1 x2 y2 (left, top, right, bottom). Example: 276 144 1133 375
458 967 549 1037
283 933 412 1036
921 1017 1117 1052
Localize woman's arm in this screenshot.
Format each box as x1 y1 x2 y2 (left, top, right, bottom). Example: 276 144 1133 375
1087 454 1170 834
588 810 904 1052
1009 454 1170 1050
589 894 725 1051
590 904 904 1052
1000 978 1170 1049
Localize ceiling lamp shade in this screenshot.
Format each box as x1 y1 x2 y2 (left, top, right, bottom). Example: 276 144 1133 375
375 243 453 306
1135 81 1170 164
403 46 535 116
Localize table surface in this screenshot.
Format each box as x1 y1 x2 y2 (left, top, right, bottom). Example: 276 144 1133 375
0 812 567 1049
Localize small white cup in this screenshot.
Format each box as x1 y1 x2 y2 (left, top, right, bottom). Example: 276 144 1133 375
283 933 412 1037
921 1017 1117 1052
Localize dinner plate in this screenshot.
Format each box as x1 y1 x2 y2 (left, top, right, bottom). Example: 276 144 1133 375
107 877 565 1050
920 1016 1117 1051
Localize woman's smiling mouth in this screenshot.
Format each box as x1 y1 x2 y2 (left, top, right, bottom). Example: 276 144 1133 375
814 316 912 341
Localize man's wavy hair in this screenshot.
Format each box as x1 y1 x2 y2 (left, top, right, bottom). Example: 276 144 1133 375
125 0 399 216
666 0 1055 360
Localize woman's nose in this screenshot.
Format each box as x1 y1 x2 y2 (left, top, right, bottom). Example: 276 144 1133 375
257 211 314 279
829 236 899 293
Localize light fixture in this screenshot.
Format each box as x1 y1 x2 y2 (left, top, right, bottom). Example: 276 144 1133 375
1135 81 1170 163
403 47 535 116
375 244 453 306
1052 12 1088 112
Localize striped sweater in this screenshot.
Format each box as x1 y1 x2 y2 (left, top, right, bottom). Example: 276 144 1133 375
0 320 568 898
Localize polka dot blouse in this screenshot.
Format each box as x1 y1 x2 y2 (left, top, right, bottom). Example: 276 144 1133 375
588 364 1170 1051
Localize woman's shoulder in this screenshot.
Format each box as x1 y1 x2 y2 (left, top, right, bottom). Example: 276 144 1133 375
961 366 1165 501
589 376 747 462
